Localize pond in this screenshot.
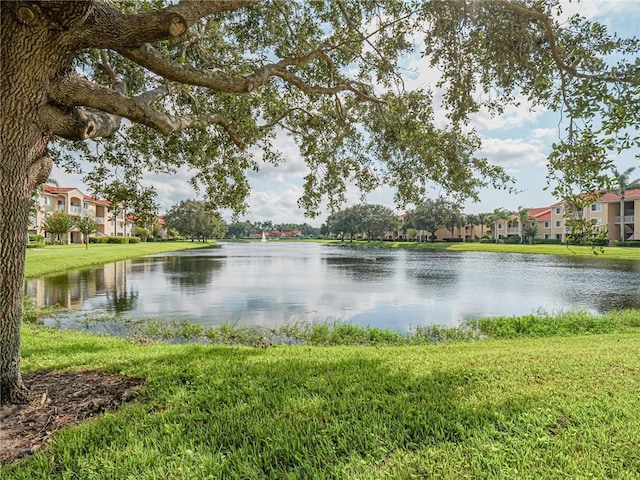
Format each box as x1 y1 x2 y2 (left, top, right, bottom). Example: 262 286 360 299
26 242 640 333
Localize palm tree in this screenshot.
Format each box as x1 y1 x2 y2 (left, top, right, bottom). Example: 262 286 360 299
465 213 479 241
612 167 640 241
448 211 464 240
517 206 531 244
487 208 510 242
523 224 538 244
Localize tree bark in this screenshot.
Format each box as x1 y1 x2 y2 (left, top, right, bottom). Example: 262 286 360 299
0 2 77 403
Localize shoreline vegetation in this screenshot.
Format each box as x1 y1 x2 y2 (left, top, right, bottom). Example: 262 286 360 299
12 240 640 477
320 239 640 260
47 308 640 347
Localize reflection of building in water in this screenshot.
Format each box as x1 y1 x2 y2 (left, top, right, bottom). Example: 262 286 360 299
25 261 128 311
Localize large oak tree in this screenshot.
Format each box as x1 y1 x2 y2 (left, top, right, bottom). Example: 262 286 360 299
1 0 638 403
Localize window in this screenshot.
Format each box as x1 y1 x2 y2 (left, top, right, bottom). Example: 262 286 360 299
83 201 89 209
590 203 602 212
591 218 602 225
44 197 51 205
545 234 551 239
555 207 562 214
544 221 550 228
555 220 562 227
498 224 503 229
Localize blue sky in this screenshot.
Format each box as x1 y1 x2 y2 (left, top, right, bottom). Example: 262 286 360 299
52 0 639 226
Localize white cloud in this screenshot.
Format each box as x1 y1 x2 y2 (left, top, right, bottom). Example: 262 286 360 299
245 187 308 223
471 100 546 131
479 136 549 170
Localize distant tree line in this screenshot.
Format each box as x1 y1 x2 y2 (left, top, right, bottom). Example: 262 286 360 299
162 200 322 240
225 220 321 239
325 199 541 243
326 204 399 242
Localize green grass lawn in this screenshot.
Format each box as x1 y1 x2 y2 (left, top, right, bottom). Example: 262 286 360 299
4 324 640 479
326 239 640 260
24 241 215 278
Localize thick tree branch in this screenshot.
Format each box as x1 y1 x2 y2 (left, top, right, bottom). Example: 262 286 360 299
118 43 383 102
41 103 122 140
490 0 632 83
81 0 259 49
170 0 260 28
27 156 53 189
48 76 244 146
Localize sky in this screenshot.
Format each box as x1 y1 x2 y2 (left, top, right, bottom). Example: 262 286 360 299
51 0 640 227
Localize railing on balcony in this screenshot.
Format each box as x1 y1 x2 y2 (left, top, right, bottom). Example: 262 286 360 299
615 215 635 224
56 205 65 212
69 206 82 215
95 216 105 224
507 227 519 235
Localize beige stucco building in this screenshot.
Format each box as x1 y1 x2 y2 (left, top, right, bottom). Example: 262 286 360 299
390 188 640 244
29 185 133 243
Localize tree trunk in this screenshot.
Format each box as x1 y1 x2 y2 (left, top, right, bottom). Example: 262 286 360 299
1 3 76 403
620 196 625 242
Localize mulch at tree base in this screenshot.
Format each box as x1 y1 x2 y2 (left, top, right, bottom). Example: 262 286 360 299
0 371 144 464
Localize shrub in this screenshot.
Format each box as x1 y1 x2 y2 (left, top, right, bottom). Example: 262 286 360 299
108 236 129 244
29 234 44 243
27 234 45 248
505 235 520 244
619 240 640 248
128 236 141 244
532 238 561 244
89 236 110 243
479 236 493 243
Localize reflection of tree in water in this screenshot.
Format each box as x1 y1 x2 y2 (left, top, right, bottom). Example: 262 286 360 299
594 293 640 312
163 256 223 290
105 288 139 314
324 256 394 281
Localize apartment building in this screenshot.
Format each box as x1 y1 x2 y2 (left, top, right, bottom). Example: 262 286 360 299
547 189 640 243
29 185 133 243
388 188 640 245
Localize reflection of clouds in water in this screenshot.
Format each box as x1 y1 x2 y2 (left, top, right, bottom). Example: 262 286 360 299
31 242 640 334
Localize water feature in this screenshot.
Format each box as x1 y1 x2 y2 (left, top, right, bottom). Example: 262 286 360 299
26 242 640 333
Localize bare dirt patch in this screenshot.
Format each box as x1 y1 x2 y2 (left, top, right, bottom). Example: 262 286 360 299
0 371 144 463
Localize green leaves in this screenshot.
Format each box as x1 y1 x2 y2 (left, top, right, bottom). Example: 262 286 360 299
50 0 639 218
43 211 76 244
165 199 227 240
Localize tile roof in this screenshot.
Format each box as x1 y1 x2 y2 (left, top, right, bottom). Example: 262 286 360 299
43 184 111 205
599 188 640 202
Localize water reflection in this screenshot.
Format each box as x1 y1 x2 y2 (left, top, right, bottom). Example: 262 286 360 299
162 256 223 292
324 255 396 281
25 242 640 332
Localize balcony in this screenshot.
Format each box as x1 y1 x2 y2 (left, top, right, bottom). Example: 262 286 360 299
69 206 82 215
615 216 635 224
507 227 519 235
95 217 105 224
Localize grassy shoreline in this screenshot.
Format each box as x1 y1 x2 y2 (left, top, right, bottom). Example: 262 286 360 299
323 239 640 260
5 322 640 478
24 241 216 278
